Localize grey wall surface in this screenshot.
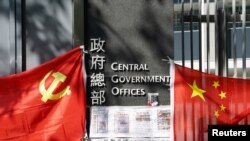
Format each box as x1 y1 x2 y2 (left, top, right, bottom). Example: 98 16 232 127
0 0 22 75
0 0 74 74
85 0 174 106
25 0 73 69
0 1 11 75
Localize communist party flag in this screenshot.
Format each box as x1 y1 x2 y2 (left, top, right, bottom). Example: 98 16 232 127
171 63 250 141
0 47 85 141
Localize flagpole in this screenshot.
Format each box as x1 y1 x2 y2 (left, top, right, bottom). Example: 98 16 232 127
80 45 88 54
79 44 88 140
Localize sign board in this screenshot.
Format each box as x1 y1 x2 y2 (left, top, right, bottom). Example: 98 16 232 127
85 0 173 106
84 0 174 139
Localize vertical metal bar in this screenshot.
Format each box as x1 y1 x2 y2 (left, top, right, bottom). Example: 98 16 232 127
14 0 17 73
190 0 193 69
190 1 195 139
223 0 227 76
181 0 185 67
9 0 24 73
72 0 75 47
9 0 16 74
14 0 22 73
15 0 24 73
21 0 26 71
200 1 205 137
218 0 227 77
242 0 246 78
214 0 218 75
206 0 210 73
242 0 248 124
199 0 202 71
180 2 187 141
232 1 236 75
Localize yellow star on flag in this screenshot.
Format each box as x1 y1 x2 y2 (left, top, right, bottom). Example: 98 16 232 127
212 81 220 88
220 104 226 112
214 110 219 118
188 80 206 101
219 91 226 99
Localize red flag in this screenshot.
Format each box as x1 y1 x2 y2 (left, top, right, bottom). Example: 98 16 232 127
171 63 250 141
0 47 85 141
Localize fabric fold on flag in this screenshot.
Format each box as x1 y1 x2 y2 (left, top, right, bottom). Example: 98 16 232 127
0 47 86 141
170 63 250 141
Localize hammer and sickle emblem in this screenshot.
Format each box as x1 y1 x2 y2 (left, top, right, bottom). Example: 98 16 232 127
39 71 71 102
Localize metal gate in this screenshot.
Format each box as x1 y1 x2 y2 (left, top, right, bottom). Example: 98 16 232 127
174 0 250 78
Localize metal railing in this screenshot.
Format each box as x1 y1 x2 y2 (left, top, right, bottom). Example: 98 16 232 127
174 0 250 78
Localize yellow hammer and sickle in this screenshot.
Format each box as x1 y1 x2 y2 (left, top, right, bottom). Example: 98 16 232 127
39 71 71 102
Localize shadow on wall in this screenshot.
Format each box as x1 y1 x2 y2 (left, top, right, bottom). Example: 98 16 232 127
0 0 73 71
86 0 173 70
0 1 14 75
138 0 174 59
25 0 73 68
87 0 142 64
86 0 173 105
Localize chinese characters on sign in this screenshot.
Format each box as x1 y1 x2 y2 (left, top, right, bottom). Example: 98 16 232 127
90 38 106 105
87 37 172 140
88 37 172 106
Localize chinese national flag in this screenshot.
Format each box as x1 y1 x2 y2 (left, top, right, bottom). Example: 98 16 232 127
0 47 85 141
171 63 250 141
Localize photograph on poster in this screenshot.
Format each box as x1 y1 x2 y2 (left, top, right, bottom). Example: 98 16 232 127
147 93 160 106
114 112 130 133
157 110 171 131
135 110 152 133
91 108 109 133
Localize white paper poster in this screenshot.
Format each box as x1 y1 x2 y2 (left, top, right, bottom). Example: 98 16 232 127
90 138 171 141
89 106 171 138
